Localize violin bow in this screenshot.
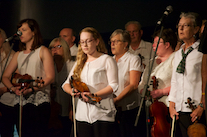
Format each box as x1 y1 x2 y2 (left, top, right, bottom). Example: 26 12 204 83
170 115 176 137
70 76 77 137
72 88 77 137
19 93 23 137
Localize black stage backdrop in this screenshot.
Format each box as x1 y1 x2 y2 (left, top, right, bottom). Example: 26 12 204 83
0 0 206 53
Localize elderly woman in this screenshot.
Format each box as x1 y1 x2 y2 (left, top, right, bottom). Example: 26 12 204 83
168 12 205 137
138 28 177 137
0 28 15 137
110 29 143 137
48 37 75 137
139 28 177 106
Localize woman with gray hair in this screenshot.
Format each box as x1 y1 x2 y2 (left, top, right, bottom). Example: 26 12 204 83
0 28 16 137
110 29 143 137
168 12 206 137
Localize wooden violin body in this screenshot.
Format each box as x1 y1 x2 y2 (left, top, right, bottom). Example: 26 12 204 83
186 97 206 137
150 76 170 137
10 73 43 89
70 76 102 103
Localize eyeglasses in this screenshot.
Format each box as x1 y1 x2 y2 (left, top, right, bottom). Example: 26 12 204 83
80 39 94 46
153 41 164 45
177 24 193 29
108 40 123 45
50 45 62 50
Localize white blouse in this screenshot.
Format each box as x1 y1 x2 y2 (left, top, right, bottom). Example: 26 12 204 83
14 46 50 106
114 51 143 111
62 54 118 124
169 40 203 112
139 52 175 107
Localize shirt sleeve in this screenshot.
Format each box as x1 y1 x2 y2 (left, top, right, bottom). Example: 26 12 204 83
105 56 119 93
168 52 178 103
130 55 144 72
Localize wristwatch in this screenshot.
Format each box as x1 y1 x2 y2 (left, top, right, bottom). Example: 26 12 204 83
9 86 14 93
198 103 204 108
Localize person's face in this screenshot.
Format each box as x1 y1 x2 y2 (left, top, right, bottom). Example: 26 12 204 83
18 23 34 44
59 29 74 46
0 34 3 49
153 36 168 56
50 41 64 57
178 17 199 41
110 34 127 56
80 32 99 56
126 24 142 43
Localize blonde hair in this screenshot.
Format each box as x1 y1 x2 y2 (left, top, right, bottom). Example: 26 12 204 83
49 37 71 62
73 27 107 81
0 28 15 64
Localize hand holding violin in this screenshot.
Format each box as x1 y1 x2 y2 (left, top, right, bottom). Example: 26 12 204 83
150 89 164 98
190 106 204 122
9 73 44 96
70 76 102 103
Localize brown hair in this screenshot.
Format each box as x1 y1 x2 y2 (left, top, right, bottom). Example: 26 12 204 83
17 18 43 51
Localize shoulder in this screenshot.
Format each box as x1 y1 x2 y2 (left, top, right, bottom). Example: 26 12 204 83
100 54 113 60
126 52 140 61
39 45 49 51
39 46 51 54
14 51 20 58
39 46 52 59
99 54 116 64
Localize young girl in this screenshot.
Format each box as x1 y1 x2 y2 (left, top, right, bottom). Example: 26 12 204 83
62 27 118 137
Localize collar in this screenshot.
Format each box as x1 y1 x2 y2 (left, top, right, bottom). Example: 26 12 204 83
180 39 200 51
113 51 129 62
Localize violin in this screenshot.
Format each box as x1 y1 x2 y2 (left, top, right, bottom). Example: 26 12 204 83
186 97 206 137
70 76 102 103
150 76 171 137
9 73 44 90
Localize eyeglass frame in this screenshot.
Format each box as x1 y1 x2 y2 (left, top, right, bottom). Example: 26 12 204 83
176 24 194 29
79 39 95 46
49 45 62 50
108 40 124 45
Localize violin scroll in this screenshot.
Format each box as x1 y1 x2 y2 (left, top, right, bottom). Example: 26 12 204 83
186 97 206 137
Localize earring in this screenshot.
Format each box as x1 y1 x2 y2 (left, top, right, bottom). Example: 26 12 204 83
193 34 196 38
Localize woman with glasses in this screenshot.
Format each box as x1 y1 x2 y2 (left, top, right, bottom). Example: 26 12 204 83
168 12 206 137
2 19 55 137
62 27 118 137
138 28 177 137
109 29 143 137
48 37 75 137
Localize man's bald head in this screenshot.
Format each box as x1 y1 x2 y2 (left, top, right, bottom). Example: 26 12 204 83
59 28 76 48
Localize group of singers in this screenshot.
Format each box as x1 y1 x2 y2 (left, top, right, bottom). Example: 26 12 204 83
0 11 207 137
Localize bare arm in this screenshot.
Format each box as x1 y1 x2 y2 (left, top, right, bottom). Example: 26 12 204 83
169 101 179 120
2 52 19 92
39 46 55 88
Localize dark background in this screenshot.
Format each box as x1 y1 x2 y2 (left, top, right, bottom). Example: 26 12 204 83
0 0 206 52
